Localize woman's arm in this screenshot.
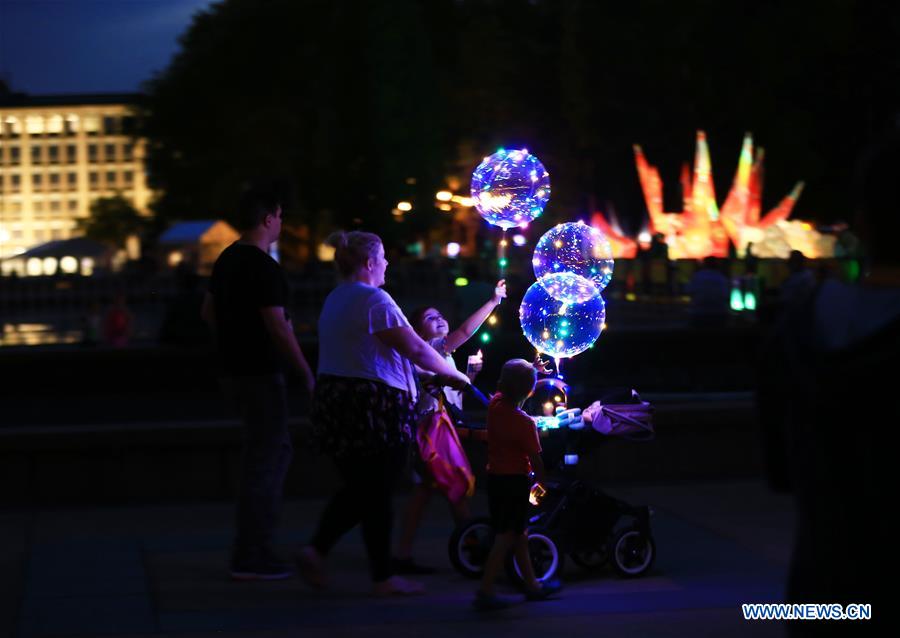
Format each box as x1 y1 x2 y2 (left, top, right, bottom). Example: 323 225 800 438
445 279 506 352
376 326 469 388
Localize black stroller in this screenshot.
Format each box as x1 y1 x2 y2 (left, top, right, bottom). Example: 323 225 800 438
448 387 656 587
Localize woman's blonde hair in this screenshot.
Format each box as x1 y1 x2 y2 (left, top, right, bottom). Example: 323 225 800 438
496 359 537 403
325 231 383 277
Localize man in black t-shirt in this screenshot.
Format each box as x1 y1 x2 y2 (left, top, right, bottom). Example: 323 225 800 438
202 186 315 580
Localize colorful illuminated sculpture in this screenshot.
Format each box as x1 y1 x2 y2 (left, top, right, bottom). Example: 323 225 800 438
594 131 832 259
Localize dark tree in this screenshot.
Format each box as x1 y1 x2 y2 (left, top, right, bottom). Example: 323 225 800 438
140 0 900 241
76 195 146 248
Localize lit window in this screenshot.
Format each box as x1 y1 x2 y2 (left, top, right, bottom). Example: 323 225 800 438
43 257 58 275
83 115 100 135
27 257 43 275
26 116 45 136
4 117 22 137
50 200 61 212
60 256 78 273
47 115 64 135
34 200 44 213
65 115 78 135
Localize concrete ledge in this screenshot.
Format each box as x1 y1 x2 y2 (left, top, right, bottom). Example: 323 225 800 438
1 395 762 505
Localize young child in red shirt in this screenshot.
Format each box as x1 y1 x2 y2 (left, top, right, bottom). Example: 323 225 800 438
474 358 562 610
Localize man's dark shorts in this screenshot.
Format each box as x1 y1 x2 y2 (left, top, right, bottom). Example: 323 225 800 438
487 474 531 534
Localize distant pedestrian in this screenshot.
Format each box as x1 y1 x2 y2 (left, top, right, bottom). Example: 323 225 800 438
81 302 102 346
103 293 133 347
474 359 561 611
687 257 731 327
779 250 815 309
202 184 315 581
297 230 469 597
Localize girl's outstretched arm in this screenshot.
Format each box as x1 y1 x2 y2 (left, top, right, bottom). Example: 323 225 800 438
445 279 506 352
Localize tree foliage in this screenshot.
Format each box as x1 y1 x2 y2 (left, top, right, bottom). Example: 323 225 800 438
76 195 145 247
141 0 900 240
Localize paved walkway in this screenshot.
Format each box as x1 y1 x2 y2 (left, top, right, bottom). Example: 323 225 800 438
2 480 794 638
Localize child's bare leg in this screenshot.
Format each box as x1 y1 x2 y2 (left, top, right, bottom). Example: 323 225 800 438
478 531 515 596
448 497 471 526
395 484 432 559
513 532 541 591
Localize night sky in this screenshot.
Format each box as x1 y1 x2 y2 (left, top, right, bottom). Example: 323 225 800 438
0 0 214 94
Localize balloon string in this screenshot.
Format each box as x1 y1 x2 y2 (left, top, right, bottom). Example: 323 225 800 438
498 229 508 279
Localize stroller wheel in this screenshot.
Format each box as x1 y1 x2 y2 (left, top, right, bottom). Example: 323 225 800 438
610 527 655 577
570 548 608 570
505 528 564 588
448 517 494 579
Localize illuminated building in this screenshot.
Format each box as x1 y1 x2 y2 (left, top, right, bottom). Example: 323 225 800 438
0 94 151 261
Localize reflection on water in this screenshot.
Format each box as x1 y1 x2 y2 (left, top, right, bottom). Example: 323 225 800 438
1 307 163 347
2 323 83 346
0 323 82 346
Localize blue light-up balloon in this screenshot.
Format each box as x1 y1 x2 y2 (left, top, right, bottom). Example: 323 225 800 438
519 281 605 359
533 221 614 295
471 148 550 230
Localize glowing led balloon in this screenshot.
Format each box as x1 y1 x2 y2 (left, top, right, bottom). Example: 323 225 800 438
470 148 550 229
526 377 570 416
519 281 605 359
533 221 614 294
536 272 599 304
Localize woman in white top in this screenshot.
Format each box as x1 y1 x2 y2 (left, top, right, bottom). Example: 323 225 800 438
298 231 468 597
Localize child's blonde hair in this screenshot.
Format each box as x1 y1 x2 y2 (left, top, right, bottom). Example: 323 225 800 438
496 359 537 404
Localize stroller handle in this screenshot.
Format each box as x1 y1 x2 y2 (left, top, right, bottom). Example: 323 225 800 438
462 383 490 407
428 379 490 407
